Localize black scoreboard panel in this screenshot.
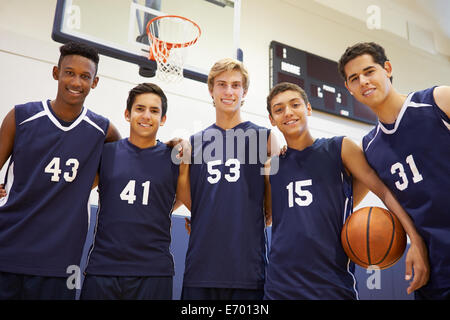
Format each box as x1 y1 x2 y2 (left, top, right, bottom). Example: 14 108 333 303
269 41 377 125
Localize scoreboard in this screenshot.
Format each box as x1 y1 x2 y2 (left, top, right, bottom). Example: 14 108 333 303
269 41 377 125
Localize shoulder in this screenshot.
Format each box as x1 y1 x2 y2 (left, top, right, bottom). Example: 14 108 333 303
244 121 270 132
362 125 379 151
85 108 110 127
15 100 44 110
409 86 436 103
315 136 344 151
14 100 45 122
102 138 122 153
190 124 215 142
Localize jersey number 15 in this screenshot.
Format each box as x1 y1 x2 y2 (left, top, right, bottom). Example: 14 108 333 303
286 179 313 207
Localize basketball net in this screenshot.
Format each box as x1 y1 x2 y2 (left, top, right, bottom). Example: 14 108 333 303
147 15 201 83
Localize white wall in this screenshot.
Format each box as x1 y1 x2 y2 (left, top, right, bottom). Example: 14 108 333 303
1 0 449 214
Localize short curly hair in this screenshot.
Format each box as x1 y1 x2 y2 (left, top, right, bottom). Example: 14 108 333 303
338 42 392 82
267 82 309 116
58 41 100 75
126 83 168 118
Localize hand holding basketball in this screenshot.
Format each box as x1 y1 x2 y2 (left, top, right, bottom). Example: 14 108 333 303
404 232 429 295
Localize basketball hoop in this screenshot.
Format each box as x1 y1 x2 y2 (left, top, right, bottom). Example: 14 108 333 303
146 15 201 82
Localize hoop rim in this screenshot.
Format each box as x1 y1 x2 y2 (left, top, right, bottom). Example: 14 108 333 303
146 15 202 50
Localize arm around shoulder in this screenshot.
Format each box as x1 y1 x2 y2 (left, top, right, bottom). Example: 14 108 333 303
105 122 121 143
174 163 191 211
264 158 272 227
433 85 450 118
267 131 280 157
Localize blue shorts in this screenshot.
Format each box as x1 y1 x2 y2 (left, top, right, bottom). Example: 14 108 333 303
80 275 173 300
0 271 76 300
181 286 264 300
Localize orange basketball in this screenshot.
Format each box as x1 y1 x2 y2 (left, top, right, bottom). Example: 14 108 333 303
341 207 407 270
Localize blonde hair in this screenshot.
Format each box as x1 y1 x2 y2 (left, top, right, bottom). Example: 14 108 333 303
207 58 249 93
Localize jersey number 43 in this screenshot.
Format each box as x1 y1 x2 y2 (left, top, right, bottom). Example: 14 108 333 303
44 157 79 182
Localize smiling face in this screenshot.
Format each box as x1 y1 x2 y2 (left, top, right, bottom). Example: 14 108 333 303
53 54 98 108
344 53 393 109
125 92 166 147
269 89 312 138
210 69 247 115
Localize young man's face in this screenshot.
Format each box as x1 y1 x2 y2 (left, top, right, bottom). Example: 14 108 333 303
125 93 166 141
53 55 98 106
269 90 311 137
343 53 392 108
210 69 247 114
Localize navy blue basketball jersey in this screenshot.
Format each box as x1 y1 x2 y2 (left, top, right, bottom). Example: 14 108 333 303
183 121 270 290
362 87 450 290
0 100 109 277
85 139 178 276
265 137 358 300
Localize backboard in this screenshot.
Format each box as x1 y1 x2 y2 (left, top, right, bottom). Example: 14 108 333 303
52 0 241 83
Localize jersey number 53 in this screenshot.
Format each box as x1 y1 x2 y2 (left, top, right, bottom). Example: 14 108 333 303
207 159 240 184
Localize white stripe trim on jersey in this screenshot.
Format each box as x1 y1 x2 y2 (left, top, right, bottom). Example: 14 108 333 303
365 92 433 152
83 116 105 135
41 100 89 132
378 93 412 135
443 119 450 130
19 111 47 126
347 259 360 300
364 124 381 152
84 203 101 273
378 93 432 135
339 182 358 299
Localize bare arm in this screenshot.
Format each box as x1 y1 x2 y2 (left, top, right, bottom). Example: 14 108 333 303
341 137 429 294
105 122 121 143
0 109 16 199
173 142 192 235
0 108 16 171
91 173 99 190
433 85 450 118
352 142 370 207
267 131 280 157
173 163 191 212
352 177 369 207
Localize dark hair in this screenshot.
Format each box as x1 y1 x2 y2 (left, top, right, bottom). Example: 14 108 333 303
267 82 309 115
338 42 392 82
126 83 168 118
58 41 100 74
